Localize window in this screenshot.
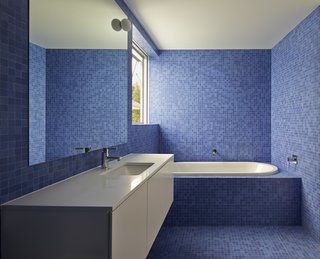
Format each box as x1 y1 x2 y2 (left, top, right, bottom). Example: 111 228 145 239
132 42 148 124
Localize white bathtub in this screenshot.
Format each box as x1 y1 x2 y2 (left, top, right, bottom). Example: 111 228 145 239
172 162 278 176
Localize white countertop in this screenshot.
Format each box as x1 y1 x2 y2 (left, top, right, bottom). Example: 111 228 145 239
3 154 173 210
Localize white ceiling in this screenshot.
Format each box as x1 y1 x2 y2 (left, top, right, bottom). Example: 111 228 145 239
30 0 128 49
125 0 320 49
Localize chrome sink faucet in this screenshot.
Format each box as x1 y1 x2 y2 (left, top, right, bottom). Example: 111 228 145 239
101 147 120 169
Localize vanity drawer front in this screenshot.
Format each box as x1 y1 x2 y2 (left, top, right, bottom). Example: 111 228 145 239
112 183 148 259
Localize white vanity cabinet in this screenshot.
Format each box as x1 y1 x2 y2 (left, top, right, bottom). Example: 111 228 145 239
1 154 174 259
112 183 148 259
112 158 174 259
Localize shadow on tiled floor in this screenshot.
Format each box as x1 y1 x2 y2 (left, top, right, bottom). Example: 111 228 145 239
147 226 320 259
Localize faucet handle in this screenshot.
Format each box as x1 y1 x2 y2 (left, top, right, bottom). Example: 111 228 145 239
75 147 91 153
102 146 117 151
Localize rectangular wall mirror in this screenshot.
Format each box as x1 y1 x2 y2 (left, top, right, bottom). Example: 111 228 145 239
29 0 128 165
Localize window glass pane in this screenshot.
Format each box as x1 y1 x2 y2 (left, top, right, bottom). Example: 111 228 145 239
132 55 142 123
132 42 148 124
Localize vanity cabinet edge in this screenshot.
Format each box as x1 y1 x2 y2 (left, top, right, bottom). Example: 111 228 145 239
146 158 174 253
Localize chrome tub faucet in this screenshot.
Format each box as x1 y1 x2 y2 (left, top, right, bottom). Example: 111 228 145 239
287 154 298 166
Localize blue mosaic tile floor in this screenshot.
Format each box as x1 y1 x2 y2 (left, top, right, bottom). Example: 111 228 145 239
147 226 320 259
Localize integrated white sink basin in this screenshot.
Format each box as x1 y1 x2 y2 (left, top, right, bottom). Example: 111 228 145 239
111 163 154 175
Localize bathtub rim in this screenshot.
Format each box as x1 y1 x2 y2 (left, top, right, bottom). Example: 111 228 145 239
172 161 278 176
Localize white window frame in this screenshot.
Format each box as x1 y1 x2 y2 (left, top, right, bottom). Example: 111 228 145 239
132 41 149 124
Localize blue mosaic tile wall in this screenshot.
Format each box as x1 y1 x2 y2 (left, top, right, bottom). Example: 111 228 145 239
0 1 159 204
29 43 46 165
46 49 128 161
120 125 159 154
164 177 301 226
271 6 320 240
150 50 271 162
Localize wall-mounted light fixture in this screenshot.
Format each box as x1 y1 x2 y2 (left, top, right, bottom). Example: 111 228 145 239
111 18 132 32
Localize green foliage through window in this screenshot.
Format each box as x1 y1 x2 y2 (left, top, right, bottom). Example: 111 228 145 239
132 84 140 123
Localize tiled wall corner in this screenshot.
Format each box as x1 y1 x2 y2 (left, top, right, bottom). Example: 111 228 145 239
271 6 320 240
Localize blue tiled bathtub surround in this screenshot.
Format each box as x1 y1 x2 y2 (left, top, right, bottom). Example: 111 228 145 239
164 176 301 226
271 6 320 240
0 1 159 204
150 50 271 162
29 43 46 164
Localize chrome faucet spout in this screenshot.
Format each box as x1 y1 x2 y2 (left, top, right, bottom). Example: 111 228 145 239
101 147 120 169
